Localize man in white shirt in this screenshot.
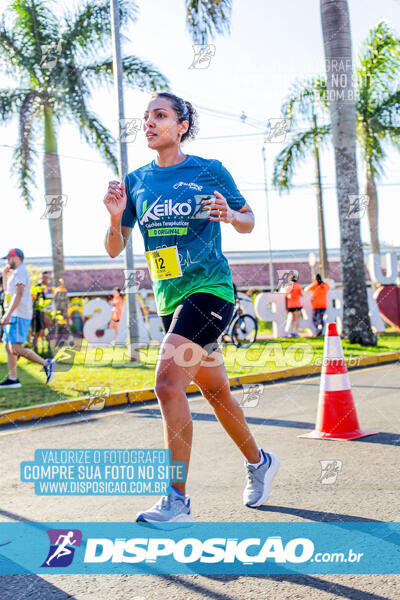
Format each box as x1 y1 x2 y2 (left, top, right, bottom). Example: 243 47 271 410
0 249 56 388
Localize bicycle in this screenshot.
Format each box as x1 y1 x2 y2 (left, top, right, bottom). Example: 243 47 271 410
222 294 258 348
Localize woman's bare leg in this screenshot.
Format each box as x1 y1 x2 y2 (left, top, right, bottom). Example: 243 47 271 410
193 349 260 463
293 311 301 334
154 332 206 495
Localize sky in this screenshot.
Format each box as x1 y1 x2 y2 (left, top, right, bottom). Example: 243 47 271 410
0 0 399 261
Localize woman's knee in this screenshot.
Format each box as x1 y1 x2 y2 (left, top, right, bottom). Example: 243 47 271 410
10 343 21 356
155 375 184 403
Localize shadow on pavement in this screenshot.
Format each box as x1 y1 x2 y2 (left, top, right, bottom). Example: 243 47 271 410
129 408 400 446
129 407 315 429
248 506 400 547
148 572 393 600
254 505 381 522
0 571 392 600
0 510 78 599
0 574 77 599
354 432 400 446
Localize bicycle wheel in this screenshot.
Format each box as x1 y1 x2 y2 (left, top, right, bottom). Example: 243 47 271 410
230 314 258 348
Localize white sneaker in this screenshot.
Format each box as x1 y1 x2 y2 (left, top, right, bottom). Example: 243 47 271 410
243 450 280 507
43 358 57 384
136 486 194 528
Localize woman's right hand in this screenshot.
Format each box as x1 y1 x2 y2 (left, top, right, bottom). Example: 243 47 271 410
104 180 127 218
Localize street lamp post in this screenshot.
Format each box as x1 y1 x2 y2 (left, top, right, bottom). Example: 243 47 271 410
262 139 274 291
110 0 140 361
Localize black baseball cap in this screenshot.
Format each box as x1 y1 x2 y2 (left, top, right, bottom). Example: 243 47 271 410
2 248 24 260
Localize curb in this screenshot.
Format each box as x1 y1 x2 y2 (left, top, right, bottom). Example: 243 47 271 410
1 351 399 428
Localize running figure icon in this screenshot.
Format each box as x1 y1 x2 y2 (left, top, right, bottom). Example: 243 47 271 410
45 531 77 566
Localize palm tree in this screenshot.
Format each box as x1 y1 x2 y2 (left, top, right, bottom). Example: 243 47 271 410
356 21 400 255
0 0 169 290
272 79 331 278
320 0 376 345
275 22 400 266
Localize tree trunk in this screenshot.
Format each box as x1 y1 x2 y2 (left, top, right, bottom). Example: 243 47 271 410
365 175 380 255
313 114 330 278
320 0 376 345
43 105 65 310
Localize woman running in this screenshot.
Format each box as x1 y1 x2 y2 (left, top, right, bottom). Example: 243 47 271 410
284 273 303 338
305 273 330 336
104 92 279 525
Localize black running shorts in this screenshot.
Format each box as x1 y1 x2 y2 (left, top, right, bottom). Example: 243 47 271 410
32 310 45 333
160 292 235 355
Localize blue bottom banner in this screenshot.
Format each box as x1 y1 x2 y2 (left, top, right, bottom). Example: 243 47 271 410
0 521 399 574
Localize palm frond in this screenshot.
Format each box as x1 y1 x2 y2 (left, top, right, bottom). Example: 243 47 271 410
11 90 40 207
185 0 232 44
383 125 400 147
366 121 400 173
369 88 400 126
281 78 328 125
272 125 330 191
81 114 118 171
358 21 400 77
10 0 59 68
63 86 118 171
62 0 138 55
82 55 170 92
357 21 400 109
0 88 28 121
357 119 386 178
0 19 34 75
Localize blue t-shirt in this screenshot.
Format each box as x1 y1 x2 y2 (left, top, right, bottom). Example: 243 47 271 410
121 154 246 315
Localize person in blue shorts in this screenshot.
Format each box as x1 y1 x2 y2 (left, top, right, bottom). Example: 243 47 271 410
0 248 56 388
104 92 280 525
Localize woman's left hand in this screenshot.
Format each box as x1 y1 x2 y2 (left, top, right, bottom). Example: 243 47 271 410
203 191 235 223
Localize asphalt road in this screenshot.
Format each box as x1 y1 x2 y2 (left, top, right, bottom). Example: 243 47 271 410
0 362 399 599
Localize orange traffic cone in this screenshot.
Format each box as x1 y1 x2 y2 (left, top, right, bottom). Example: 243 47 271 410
299 322 378 440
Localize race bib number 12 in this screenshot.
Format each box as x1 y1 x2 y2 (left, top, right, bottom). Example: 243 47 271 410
145 245 182 281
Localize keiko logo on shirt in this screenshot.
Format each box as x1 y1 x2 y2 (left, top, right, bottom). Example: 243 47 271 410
139 196 192 224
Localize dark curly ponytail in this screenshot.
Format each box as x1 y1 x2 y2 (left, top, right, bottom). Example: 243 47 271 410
152 92 199 143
